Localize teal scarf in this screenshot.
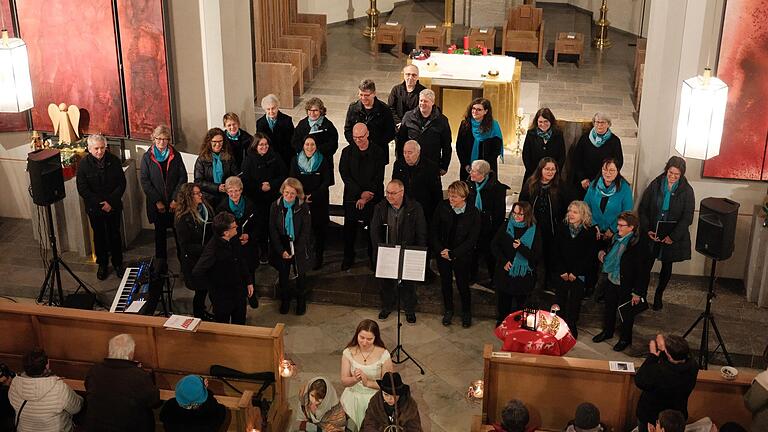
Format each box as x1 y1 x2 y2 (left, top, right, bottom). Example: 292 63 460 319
505 219 536 277
229 197 245 219
225 130 240 141
661 179 679 214
536 127 552 141
588 127 613 148
211 153 223 184
470 119 503 163
596 177 617 198
297 151 323 174
568 223 582 238
197 203 209 224
474 176 489 210
604 232 632 285
153 145 169 162
266 115 277 131
453 204 466 215
283 199 295 241
308 116 325 132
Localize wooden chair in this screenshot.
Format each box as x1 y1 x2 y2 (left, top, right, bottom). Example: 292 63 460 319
288 0 327 58
374 23 406 58
502 5 545 68
416 25 447 51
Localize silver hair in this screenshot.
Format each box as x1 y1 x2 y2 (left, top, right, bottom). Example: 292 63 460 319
419 89 436 103
224 176 243 190
86 134 107 148
592 112 612 126
471 159 491 175
261 94 280 109
403 140 421 152
108 334 136 360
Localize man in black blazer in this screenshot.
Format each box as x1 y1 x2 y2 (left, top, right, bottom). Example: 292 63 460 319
344 79 396 164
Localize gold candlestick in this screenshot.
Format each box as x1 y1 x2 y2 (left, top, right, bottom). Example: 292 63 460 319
592 0 612 49
363 0 379 39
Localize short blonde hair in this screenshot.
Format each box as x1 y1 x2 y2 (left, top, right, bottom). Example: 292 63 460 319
151 125 171 140
224 176 243 190
419 89 436 103
280 177 305 201
566 200 593 227
447 180 469 199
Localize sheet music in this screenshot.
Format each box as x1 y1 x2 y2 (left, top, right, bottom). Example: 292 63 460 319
402 249 427 282
124 300 145 313
375 245 400 279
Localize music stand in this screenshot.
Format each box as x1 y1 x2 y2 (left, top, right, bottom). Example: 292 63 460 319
375 243 427 374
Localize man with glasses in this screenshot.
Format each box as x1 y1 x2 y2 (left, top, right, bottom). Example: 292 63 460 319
344 79 396 164
370 180 427 323
388 65 427 129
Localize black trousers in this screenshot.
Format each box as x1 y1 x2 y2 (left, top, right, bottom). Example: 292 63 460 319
471 241 496 284
87 210 123 267
192 288 209 318
343 202 374 263
276 259 306 302
555 278 585 336
602 278 634 342
496 292 528 324
437 256 471 315
152 212 180 263
380 279 416 314
653 260 674 300
213 297 246 325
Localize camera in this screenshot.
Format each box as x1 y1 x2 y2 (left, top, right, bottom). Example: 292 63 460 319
0 362 16 379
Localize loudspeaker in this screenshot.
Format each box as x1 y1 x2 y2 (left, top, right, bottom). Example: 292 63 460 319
27 149 65 206
695 197 739 260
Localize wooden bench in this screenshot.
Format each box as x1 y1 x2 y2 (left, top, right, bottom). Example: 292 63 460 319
0 302 290 432
288 0 327 58
473 344 755 431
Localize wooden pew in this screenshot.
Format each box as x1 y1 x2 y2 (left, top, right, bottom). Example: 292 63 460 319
276 0 322 71
262 0 316 81
287 0 327 58
474 344 754 431
0 302 290 432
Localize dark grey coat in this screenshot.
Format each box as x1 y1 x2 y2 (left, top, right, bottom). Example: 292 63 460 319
638 174 695 262
139 146 188 223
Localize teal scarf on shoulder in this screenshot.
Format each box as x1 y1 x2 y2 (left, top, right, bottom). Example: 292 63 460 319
474 176 489 211
505 219 536 277
283 199 295 241
588 127 613 148
604 232 632 285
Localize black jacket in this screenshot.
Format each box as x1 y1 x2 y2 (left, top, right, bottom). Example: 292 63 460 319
344 98 396 164
388 80 427 125
291 116 340 185
396 106 452 172
456 121 503 177
268 198 313 274
602 233 653 297
491 223 543 294
192 236 251 302
339 143 387 203
256 112 295 168
638 174 695 263
391 157 442 222
159 390 227 432
240 148 287 205
518 180 574 241
215 197 257 240
174 210 213 289
139 146 188 223
84 358 161 432
467 172 509 239
552 222 598 279
370 197 428 262
76 152 126 214
570 133 623 187
522 128 566 185
193 154 237 208
431 201 481 261
223 128 253 172
289 155 332 204
635 353 699 424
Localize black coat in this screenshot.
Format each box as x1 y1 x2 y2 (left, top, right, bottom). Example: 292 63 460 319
240 148 287 205
339 143 387 203
491 223 543 295
431 201 481 261
391 157 441 223
522 128 566 185
192 236 251 302
396 106 452 172
289 155 332 215
388 80 427 125
139 146 188 224
552 222 598 279
193 154 237 208
174 210 213 290
344 98 396 164
256 112 295 168
638 174 695 263
456 121 503 178
268 198 313 274
291 117 340 185
518 180 574 241
602 234 653 297
370 197 428 262
467 172 509 240
635 354 699 424
215 197 257 239
571 133 623 188
159 390 227 432
223 129 253 172
76 152 126 214
84 358 161 432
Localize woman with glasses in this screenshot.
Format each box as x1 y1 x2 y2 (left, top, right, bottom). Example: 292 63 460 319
571 112 624 198
194 127 237 209
257 94 295 168
291 97 339 186
592 211 652 352
522 107 565 187
456 98 503 181
491 201 542 325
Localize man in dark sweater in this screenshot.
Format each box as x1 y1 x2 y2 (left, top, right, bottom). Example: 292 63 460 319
388 64 427 128
344 79 396 165
76 134 127 280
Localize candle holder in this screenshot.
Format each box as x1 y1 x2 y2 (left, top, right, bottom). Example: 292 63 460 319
466 379 484 401
363 0 380 39
511 110 527 158
592 0 612 49
279 359 297 378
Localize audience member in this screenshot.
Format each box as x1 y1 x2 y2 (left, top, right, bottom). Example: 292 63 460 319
139 125 187 270
457 97 503 181
222 112 253 171
216 176 258 296
159 374 227 432
84 334 159 432
745 352 768 432
290 135 332 269
370 180 428 323
389 64 426 127
339 123 387 271
648 409 686 432
492 202 542 325
638 156 695 311
493 399 530 432
571 112 624 198
344 79 396 164
293 376 348 432
564 402 605 432
522 108 565 187
0 364 12 432
592 211 652 352
635 334 699 432
256 94 295 168
360 372 422 432
174 183 214 319
395 89 452 174
432 180 481 328
193 212 255 324
291 97 340 186
269 178 313 315
76 133 127 280
340 320 393 432
194 127 237 209
8 348 82 432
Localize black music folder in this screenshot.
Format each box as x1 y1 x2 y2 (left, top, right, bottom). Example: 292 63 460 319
618 297 649 323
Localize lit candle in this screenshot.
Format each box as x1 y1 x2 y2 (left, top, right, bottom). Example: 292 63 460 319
526 313 535 329
463 36 469 50
482 46 488 56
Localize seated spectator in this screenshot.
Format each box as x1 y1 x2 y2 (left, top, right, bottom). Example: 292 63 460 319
1 364 16 431
160 374 227 432
648 409 685 432
493 399 530 432
564 402 605 432
84 334 160 432
360 372 421 431
8 348 82 432
293 376 347 432
744 350 768 432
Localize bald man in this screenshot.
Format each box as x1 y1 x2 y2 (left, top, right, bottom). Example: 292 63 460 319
388 64 427 127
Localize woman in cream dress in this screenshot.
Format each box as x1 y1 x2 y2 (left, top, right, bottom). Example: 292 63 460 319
339 319 393 431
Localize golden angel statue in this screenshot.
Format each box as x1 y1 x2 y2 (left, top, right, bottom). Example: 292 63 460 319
47 103 81 144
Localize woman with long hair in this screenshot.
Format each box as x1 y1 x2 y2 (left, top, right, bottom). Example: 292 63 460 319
456 97 503 181
339 319 393 432
194 127 237 209
521 107 565 187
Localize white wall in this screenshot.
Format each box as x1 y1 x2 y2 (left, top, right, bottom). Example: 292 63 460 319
297 0 397 24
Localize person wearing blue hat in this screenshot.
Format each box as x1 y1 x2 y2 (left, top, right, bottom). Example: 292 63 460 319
160 375 227 432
